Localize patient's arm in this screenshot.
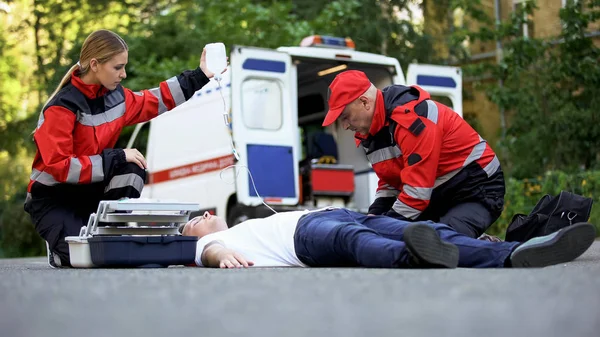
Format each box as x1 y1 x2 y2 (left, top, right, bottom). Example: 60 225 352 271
201 241 254 268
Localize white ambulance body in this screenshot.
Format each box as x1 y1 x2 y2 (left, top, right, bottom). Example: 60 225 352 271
127 36 463 224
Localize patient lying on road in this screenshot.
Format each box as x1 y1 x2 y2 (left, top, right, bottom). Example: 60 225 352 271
180 208 596 269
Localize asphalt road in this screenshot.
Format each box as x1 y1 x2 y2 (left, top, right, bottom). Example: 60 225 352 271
1 241 599 337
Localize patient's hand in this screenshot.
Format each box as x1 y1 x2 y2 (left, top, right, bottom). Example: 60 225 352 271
202 242 254 268
216 249 254 269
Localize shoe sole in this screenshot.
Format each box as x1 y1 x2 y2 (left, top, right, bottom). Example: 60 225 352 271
511 222 596 268
46 241 57 269
404 224 459 268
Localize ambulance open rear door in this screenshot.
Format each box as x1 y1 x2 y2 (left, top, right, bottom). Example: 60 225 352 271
230 46 300 207
406 64 463 116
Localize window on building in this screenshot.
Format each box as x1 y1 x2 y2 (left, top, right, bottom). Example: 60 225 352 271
562 0 580 7
513 0 535 38
241 79 283 130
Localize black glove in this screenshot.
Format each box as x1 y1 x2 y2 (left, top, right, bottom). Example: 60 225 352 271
384 209 410 221
368 197 396 215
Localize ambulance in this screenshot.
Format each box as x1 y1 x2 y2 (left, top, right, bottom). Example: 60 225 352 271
125 36 463 225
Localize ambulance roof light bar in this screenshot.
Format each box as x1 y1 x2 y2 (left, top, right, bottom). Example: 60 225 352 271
300 35 356 49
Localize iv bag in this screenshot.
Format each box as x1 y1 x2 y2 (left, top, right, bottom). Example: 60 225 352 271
204 43 227 80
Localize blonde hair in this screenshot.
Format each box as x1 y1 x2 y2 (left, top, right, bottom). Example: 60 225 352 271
34 30 128 132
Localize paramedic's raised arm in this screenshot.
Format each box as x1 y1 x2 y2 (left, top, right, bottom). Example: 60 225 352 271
201 241 254 268
123 48 221 126
122 68 209 126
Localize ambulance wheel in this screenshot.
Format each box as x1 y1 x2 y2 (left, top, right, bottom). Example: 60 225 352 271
227 204 255 227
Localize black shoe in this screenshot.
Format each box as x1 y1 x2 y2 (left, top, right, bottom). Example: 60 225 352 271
403 223 459 268
510 222 596 268
46 241 62 268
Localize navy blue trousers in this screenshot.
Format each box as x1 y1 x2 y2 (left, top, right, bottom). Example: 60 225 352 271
294 209 519 268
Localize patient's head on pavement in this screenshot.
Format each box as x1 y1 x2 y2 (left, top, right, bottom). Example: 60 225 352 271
181 211 228 238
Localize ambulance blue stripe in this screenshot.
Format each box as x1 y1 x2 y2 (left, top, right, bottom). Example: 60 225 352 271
196 83 230 97
416 75 457 88
242 59 286 73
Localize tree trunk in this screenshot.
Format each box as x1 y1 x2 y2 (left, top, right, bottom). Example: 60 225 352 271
379 0 390 55
33 2 46 104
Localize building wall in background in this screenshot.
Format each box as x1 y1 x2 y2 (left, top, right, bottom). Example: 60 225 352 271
441 0 600 146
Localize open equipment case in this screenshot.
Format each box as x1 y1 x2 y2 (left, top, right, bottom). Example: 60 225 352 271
66 198 200 268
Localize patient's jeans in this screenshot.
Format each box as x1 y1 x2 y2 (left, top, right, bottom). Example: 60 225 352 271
293 209 519 268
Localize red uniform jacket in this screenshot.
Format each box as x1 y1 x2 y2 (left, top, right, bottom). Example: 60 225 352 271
357 85 501 220
27 67 209 198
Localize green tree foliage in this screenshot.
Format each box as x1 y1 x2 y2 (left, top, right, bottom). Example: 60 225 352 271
3 0 598 256
0 1 36 155
0 1 38 256
450 0 600 179
310 0 439 69
123 0 313 90
2 0 441 257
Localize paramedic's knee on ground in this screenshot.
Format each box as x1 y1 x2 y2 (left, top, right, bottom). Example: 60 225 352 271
103 162 147 200
439 202 496 238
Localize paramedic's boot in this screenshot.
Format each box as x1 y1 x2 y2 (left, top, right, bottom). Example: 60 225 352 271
46 241 62 268
403 224 459 268
510 222 596 268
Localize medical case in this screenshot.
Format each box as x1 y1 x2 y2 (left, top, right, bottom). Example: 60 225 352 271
66 199 200 268
310 163 355 197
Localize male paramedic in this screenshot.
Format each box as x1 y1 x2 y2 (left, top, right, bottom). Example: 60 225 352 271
180 208 596 269
322 70 504 238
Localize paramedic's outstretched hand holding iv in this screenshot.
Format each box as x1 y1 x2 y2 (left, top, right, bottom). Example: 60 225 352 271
202 42 239 160
199 47 228 79
124 148 147 169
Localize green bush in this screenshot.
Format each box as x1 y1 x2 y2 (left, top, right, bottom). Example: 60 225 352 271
487 170 600 238
0 200 45 258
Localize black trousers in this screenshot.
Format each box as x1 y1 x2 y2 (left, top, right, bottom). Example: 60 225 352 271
25 163 146 266
418 165 506 238
429 201 498 239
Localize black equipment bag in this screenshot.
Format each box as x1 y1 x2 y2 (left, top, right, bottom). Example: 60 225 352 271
505 191 593 242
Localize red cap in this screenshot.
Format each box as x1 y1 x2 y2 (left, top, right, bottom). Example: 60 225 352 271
322 70 371 127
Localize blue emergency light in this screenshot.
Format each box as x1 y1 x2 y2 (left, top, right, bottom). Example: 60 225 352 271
300 35 356 49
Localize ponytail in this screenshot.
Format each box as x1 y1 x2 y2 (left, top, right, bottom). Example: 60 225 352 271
32 63 80 135
32 29 128 136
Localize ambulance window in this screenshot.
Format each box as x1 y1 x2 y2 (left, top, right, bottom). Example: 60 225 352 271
242 79 283 130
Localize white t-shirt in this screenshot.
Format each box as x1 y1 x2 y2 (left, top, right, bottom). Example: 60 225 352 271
195 209 322 267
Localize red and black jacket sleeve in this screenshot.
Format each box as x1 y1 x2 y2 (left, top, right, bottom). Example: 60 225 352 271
123 67 210 125
385 113 442 220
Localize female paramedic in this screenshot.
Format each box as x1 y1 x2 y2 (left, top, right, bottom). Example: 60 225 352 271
24 29 223 267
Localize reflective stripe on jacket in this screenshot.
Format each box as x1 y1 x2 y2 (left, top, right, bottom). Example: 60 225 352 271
359 85 500 219
27 67 209 194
